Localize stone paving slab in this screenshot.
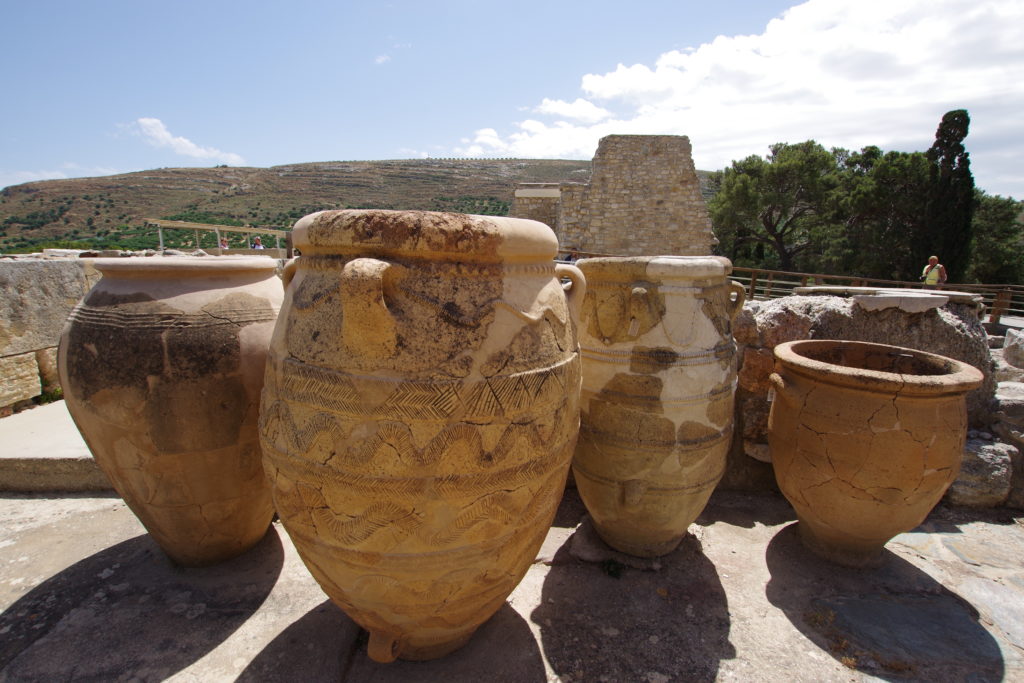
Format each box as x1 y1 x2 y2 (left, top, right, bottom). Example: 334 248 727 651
2 489 1022 681
0 401 110 492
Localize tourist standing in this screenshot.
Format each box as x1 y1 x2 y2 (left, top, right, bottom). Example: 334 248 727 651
921 255 947 287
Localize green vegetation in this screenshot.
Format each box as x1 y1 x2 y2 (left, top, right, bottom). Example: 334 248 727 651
2 204 69 230
430 196 510 216
0 159 590 253
161 208 245 226
36 386 63 404
709 109 1022 284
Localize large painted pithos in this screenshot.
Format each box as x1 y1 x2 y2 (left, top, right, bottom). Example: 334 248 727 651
58 257 282 566
768 340 984 567
572 256 744 557
259 210 584 662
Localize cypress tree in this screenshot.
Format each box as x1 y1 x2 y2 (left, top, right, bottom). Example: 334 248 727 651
924 110 975 282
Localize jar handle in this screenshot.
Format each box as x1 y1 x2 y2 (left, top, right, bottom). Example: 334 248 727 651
281 257 299 289
727 280 746 319
341 257 398 360
555 263 587 320
621 479 646 508
368 630 403 663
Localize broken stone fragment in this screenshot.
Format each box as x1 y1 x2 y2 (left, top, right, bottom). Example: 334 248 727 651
945 439 1015 507
1004 329 1024 370
852 292 948 313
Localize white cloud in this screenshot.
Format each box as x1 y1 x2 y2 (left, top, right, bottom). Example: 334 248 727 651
134 118 245 165
397 147 430 159
450 0 1024 198
375 55 392 65
0 164 123 190
0 169 69 189
535 98 612 124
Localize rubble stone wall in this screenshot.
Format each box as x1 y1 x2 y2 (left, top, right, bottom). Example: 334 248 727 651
510 134 717 257
0 260 99 411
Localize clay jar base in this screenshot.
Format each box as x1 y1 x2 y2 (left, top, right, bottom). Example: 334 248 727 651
795 518 886 569
369 629 475 663
593 526 685 558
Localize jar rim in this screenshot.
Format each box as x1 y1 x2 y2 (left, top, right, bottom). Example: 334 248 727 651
773 339 983 395
92 256 279 276
292 210 557 263
576 255 732 280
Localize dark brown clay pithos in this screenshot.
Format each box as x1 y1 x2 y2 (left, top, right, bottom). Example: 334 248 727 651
58 257 282 566
259 210 584 662
572 256 745 557
768 340 984 567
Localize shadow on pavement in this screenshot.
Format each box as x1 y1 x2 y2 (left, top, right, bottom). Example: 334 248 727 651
911 503 1024 535
697 489 797 529
0 526 284 679
534 530 734 681
765 522 1004 682
241 600 547 682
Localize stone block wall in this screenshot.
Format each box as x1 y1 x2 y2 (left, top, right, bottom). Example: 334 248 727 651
0 259 99 412
511 134 717 257
510 184 561 233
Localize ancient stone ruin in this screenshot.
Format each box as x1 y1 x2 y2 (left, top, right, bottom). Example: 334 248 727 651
511 134 717 256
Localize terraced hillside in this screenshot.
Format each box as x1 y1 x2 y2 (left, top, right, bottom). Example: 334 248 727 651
0 159 594 252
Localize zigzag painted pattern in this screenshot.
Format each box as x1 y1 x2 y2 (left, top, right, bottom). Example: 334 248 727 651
272 354 579 420
261 419 574 500
260 399 573 473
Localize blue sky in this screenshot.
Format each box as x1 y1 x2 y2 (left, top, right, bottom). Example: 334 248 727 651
3 0 1022 198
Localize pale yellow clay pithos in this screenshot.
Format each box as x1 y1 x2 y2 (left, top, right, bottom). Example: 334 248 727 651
768 340 984 567
572 256 744 557
259 210 584 662
58 257 282 566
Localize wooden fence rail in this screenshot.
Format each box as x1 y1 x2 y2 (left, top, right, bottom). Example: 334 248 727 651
730 266 1024 325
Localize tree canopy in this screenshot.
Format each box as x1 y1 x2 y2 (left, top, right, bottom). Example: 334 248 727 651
709 109 1020 284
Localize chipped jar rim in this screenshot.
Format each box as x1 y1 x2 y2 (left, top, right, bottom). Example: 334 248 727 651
773 339 984 396
292 209 557 264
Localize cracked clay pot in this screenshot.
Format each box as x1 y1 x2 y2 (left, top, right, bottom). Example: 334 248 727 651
259 210 584 662
768 340 984 567
58 257 282 566
572 256 745 557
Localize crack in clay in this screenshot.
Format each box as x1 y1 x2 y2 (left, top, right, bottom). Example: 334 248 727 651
798 477 836 506
201 310 244 327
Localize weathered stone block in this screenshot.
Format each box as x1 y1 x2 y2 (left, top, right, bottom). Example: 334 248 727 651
991 349 1024 383
994 381 1024 425
733 303 759 345
0 352 40 406
0 259 98 357
757 304 817 349
1004 329 1024 369
945 439 1015 507
744 440 772 463
738 347 775 393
